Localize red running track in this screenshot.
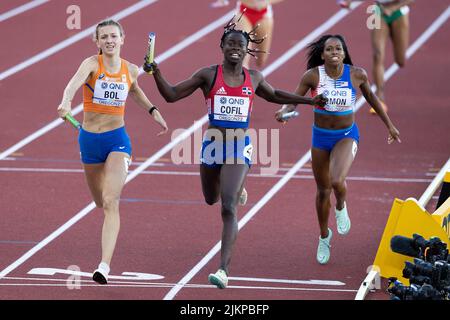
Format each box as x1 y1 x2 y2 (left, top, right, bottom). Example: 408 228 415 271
0 0 449 303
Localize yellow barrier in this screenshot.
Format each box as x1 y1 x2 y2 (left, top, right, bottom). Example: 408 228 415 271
356 163 450 299
372 197 450 282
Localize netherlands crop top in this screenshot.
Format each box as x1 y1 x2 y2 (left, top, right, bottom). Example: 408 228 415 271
206 64 255 129
83 55 132 116
311 64 357 116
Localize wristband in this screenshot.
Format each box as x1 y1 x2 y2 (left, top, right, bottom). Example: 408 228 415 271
149 106 158 115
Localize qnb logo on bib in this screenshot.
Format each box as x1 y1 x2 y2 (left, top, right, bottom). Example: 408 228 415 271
214 95 250 122
320 88 352 112
93 80 129 107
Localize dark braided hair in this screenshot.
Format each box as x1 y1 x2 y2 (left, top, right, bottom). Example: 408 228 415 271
306 34 353 70
220 9 266 58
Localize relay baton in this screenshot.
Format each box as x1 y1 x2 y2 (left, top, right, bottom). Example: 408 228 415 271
280 110 299 121
65 113 81 130
145 32 156 74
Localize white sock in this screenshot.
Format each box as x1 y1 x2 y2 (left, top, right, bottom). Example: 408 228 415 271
98 262 110 275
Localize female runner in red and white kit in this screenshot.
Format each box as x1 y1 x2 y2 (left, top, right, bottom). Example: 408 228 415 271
144 19 326 289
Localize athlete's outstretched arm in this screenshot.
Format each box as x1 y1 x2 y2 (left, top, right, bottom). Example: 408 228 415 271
144 61 207 103
128 64 168 135
252 69 326 106
356 67 401 143
274 69 318 122
57 56 97 118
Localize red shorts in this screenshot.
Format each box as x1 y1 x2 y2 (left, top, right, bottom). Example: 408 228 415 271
239 3 270 26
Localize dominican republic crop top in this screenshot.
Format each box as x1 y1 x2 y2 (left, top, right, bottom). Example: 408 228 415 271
311 64 357 115
206 64 255 129
83 55 132 116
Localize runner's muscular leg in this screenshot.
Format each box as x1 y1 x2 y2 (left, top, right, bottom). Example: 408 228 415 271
390 14 409 67
83 163 105 208
252 16 274 68
200 164 221 205
100 152 129 265
329 139 357 210
311 148 332 239
218 163 249 274
236 14 253 69
371 20 389 100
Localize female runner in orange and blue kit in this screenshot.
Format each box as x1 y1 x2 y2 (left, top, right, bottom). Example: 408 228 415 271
57 19 168 285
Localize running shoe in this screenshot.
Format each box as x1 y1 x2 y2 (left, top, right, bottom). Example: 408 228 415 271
93 262 109 285
239 187 248 206
335 202 351 235
208 269 228 289
317 228 333 265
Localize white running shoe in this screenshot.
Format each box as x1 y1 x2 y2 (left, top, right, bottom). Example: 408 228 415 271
93 262 109 285
238 187 248 206
208 269 228 289
335 202 351 235
316 228 332 265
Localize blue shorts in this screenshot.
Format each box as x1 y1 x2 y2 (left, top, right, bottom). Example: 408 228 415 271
78 126 132 164
200 135 252 168
312 123 359 152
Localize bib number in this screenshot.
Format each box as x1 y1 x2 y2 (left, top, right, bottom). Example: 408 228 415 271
93 80 129 107
213 95 250 122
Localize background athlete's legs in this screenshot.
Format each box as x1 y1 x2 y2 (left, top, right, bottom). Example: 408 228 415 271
390 14 409 68
218 163 249 274
251 15 274 68
238 15 274 69
371 19 390 102
237 15 253 69
329 139 356 210
311 148 332 239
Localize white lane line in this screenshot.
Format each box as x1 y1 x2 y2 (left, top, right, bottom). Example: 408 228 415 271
0 282 357 292
0 9 235 161
2 274 345 286
0 0 159 81
228 276 345 286
0 167 433 183
163 6 450 300
418 158 450 207
0 0 49 22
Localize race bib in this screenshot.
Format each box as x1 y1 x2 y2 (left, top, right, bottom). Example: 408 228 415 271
93 79 129 107
213 95 250 122
319 88 352 112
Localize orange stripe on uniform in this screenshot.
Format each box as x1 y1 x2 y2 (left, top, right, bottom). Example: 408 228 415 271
83 55 132 116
